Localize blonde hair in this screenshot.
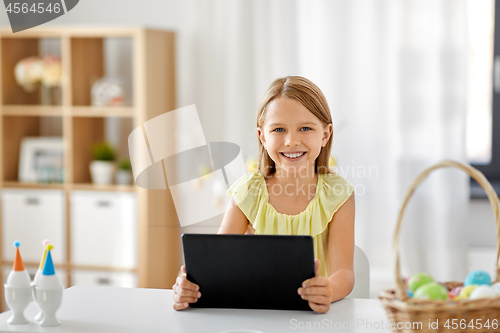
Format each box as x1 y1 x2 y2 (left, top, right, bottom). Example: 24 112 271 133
257 76 333 177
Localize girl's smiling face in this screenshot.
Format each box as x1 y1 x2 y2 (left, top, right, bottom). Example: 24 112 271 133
258 98 333 175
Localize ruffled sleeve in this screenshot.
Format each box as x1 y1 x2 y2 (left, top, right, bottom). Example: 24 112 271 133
309 173 355 237
226 173 267 225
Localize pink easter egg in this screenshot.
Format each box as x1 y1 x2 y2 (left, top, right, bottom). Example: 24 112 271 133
449 287 462 297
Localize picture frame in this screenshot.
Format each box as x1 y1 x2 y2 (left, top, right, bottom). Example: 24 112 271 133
19 137 64 183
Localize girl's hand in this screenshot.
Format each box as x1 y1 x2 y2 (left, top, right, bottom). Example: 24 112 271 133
172 265 201 310
297 259 333 313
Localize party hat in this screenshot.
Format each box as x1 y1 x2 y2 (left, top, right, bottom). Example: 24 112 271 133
13 241 25 272
39 239 51 270
42 244 55 276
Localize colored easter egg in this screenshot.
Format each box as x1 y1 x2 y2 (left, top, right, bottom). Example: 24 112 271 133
457 284 478 299
448 286 462 300
413 282 448 300
37 274 63 290
470 285 500 300
6 270 30 288
464 270 492 286
406 289 413 297
450 286 462 296
408 273 434 293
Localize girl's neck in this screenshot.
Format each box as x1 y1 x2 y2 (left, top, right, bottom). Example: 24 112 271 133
266 165 318 199
272 166 316 179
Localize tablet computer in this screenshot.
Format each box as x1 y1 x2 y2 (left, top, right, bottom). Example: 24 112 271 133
181 234 315 311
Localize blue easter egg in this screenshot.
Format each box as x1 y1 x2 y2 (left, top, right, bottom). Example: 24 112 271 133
464 270 491 286
406 289 413 297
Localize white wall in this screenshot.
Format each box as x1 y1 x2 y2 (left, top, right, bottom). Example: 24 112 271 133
468 198 497 299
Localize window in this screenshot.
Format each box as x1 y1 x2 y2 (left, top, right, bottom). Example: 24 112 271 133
468 0 500 197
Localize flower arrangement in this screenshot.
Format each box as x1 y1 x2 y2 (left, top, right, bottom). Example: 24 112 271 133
41 56 62 87
14 56 62 92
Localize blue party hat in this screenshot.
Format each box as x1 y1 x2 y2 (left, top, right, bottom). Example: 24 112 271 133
42 248 55 276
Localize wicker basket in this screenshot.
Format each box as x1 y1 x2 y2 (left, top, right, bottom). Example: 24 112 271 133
379 160 500 333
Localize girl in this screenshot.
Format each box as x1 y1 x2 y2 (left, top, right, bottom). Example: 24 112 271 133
173 76 355 314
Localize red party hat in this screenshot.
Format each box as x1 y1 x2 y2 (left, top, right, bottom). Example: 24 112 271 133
13 241 25 271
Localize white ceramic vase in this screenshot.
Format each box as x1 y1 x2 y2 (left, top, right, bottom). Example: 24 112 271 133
115 170 132 185
90 161 115 185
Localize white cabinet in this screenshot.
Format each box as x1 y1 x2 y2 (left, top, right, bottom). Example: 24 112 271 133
72 270 137 288
1 189 65 263
70 191 137 268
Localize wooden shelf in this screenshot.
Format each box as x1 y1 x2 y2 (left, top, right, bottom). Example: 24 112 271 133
1 105 134 121
1 27 140 38
71 106 135 118
71 183 136 192
0 28 179 310
2 105 63 116
2 181 64 190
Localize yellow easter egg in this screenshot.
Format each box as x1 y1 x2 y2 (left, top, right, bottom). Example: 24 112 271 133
458 284 478 298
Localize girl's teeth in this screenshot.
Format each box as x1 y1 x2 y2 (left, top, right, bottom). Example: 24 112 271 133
283 152 305 158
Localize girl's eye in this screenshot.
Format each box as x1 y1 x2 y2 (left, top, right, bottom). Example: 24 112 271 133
300 127 311 131
273 128 284 132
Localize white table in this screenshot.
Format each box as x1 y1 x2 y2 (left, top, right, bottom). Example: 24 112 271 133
0 286 393 333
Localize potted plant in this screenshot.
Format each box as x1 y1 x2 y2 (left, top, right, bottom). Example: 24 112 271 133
90 142 116 185
115 159 132 185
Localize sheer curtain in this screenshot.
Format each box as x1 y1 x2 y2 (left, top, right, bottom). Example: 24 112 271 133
177 0 468 296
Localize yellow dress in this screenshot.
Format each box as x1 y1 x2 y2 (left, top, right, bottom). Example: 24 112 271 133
226 172 354 278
